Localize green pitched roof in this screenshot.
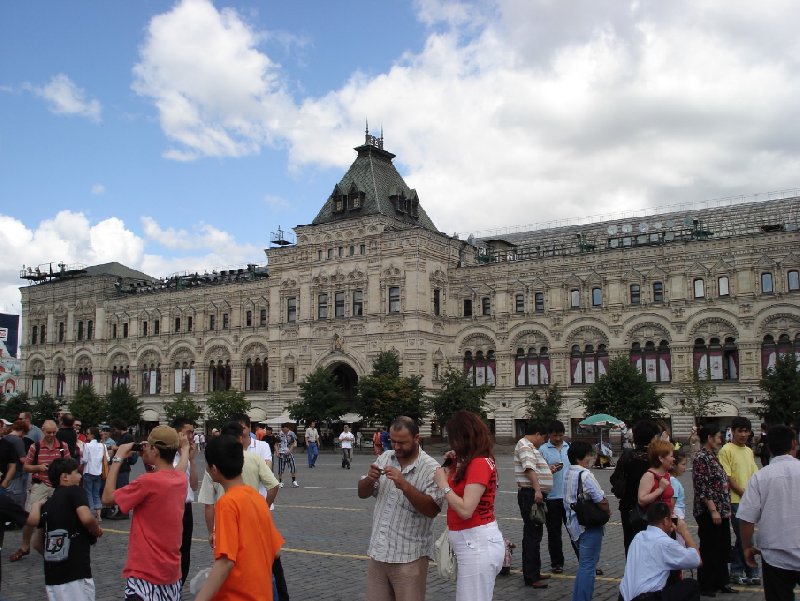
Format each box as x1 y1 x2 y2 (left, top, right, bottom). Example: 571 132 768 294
311 140 439 232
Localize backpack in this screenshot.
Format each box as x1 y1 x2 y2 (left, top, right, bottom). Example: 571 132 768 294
609 451 629 498
33 440 69 465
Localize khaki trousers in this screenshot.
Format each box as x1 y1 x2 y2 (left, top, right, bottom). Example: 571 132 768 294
365 556 429 601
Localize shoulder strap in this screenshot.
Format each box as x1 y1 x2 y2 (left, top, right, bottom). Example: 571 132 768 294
576 469 585 498
33 441 41 465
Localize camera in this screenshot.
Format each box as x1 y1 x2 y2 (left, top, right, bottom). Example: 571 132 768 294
131 442 144 453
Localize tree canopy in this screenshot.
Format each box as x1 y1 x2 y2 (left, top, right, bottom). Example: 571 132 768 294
676 369 720 424
288 367 348 424
69 385 108 428
357 350 428 426
524 384 564 424
105 385 143 428
163 392 204 425
581 355 663 424
31 392 62 424
757 353 800 429
1 392 32 423
206 389 251 428
429 363 491 430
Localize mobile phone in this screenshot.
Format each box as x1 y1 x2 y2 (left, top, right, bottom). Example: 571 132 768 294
554 463 564 472
131 442 144 453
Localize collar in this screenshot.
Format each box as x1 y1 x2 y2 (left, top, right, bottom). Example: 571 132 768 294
771 454 797 464
388 449 426 474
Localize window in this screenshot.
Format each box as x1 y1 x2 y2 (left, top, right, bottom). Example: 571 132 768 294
349 245 355 256
77 321 84 340
338 247 344 257
112 324 117 339
188 316 193 332
209 315 216 330
111 366 130 388
208 360 232 391
41 325 46 344
31 325 37 345
141 364 161 395
515 347 551 386
788 270 800 291
482 297 491 316
718 276 730 297
143 321 148 336
222 313 229 329
58 322 64 342
353 290 363 316
287 366 296 383
174 361 195 393
653 282 664 303
464 350 497 386
630 285 641 305
761 334 800 374
56 370 66 397
693 278 705 298
318 250 323 261
432 363 440 381
761 272 774 294
630 340 671 382
433 289 442 316
693 337 739 380
77 368 93 388
31 372 45 397
153 319 159 335
327 249 333 259
570 289 580 308
246 311 252 327
123 323 129 338
360 244 366 255
515 294 524 314
175 317 181 333
570 344 609 384
591 287 602 307
464 299 473 317
245 358 268 391
318 293 329 319
260 308 267 326
535 292 545 312
388 287 400 313
287 298 297 322
335 292 345 317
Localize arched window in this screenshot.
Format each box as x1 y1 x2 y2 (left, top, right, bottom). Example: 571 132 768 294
111 365 130 388
515 347 551 386
245 358 269 391
463 350 496 387
175 361 196 393
761 272 774 294
77 368 93 388
570 344 609 385
208 360 231 391
142 363 161 395
56 369 66 398
630 340 671 382
762 334 800 375
694 337 738 380
693 278 705 298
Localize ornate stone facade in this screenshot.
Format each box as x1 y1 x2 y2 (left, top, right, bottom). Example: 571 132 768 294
18 138 800 438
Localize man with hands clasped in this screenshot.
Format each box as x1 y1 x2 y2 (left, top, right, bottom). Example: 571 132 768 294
357 416 443 601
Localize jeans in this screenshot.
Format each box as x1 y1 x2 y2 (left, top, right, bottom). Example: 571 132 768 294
307 442 318 467
449 521 505 601
82 473 103 510
341 448 351 468
572 526 603 601
518 488 545 582
730 503 760 578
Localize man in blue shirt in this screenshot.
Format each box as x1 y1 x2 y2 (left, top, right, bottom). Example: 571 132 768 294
539 420 572 573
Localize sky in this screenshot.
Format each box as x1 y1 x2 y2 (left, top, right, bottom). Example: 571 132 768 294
2 0 800 315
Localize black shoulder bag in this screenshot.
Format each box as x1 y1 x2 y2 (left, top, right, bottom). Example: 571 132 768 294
570 470 610 527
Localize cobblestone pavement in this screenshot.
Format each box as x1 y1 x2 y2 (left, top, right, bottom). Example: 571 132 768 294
1 449 769 600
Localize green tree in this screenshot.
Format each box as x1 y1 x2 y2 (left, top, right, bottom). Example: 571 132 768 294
676 369 720 424
357 350 428 426
1 392 32 423
31 392 62 424
288 367 348 424
582 356 663 424
206 389 251 428
524 383 564 424
757 353 800 429
429 363 491 430
164 392 204 424
69 385 108 428
105 384 143 428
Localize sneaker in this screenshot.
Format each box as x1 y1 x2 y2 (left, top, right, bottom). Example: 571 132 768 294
552 566 564 574
279 482 284 488
730 575 747 586
748 577 761 586
292 481 299 487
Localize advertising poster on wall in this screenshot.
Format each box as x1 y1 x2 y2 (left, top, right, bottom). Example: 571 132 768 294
0 314 20 394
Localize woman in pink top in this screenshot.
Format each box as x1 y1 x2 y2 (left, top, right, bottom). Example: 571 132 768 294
637 440 675 511
435 411 504 601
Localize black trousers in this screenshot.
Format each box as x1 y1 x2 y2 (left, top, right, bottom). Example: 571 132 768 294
628 578 700 601
621 508 648 557
518 488 545 582
180 501 193 585
762 558 800 601
273 556 290 601
544 497 572 567
696 512 730 592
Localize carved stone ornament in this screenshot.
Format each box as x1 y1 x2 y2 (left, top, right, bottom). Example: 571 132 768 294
334 334 344 351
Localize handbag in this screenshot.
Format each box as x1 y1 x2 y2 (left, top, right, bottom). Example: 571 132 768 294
529 500 547 525
434 529 457 580
570 471 610 527
100 448 109 481
630 503 648 529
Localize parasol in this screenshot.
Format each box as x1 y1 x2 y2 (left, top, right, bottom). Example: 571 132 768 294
579 413 625 450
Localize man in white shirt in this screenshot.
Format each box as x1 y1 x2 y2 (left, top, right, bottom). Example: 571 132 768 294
339 425 355 469
737 425 800 601
619 502 701 601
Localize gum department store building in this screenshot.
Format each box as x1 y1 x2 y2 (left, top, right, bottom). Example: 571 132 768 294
19 135 800 439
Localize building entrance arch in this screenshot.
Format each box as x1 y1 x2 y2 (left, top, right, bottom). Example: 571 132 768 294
328 361 358 402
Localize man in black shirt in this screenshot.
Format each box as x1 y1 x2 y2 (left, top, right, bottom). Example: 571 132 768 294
56 413 79 459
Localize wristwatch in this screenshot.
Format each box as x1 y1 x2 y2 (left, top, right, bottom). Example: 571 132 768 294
112 457 123 464
441 486 452 495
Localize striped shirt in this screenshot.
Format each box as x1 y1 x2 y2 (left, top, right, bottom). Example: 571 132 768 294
367 449 444 563
25 438 71 487
514 438 553 493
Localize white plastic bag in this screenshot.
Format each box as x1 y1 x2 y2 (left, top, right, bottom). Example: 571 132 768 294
434 529 457 581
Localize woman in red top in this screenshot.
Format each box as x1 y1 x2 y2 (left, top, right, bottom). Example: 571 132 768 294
435 411 505 601
637 439 675 511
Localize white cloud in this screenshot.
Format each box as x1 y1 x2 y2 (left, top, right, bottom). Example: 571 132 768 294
90 183 106 195
28 74 102 122
133 0 800 234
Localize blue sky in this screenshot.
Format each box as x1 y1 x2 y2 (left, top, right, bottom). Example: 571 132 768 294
2 0 800 314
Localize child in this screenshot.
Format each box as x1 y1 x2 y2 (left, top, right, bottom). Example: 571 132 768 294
669 451 695 548
195 435 285 601
28 457 103 601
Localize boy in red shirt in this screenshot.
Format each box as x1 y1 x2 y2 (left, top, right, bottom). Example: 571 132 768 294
195 435 284 601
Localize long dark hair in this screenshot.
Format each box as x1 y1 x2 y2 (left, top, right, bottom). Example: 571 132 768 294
446 411 493 483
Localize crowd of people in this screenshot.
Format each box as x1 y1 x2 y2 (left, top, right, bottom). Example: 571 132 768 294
1 409 798 601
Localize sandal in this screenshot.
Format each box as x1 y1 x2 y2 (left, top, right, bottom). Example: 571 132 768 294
9 548 29 562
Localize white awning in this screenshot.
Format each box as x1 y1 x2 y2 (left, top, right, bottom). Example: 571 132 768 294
267 412 296 427
248 407 267 422
141 409 160 422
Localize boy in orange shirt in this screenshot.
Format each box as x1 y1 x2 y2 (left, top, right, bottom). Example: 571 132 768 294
195 435 285 601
